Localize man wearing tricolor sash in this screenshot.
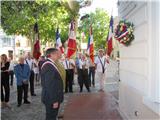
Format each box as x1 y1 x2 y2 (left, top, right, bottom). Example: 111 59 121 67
41 48 64 120
95 49 107 92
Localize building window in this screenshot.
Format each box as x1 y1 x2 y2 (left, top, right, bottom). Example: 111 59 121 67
2 37 11 47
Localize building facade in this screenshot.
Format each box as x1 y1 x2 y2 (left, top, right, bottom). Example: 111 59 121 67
118 1 159 119
0 29 15 58
0 29 31 59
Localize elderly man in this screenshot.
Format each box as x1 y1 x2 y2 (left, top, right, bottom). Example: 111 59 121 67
41 48 64 120
95 49 107 92
14 56 31 107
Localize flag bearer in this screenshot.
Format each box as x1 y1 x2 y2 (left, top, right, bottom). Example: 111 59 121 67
63 56 75 93
78 54 90 92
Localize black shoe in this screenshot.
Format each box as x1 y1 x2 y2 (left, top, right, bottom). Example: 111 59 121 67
88 89 91 92
58 115 64 119
31 94 36 96
24 101 31 104
17 104 21 107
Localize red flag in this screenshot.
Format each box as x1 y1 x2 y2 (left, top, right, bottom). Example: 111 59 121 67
87 25 94 63
33 23 41 60
67 21 76 58
107 16 113 57
33 40 41 60
107 39 112 56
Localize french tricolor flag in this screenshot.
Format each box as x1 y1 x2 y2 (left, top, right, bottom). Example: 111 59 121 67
87 25 94 63
33 22 41 60
107 16 114 57
56 28 64 53
67 21 77 58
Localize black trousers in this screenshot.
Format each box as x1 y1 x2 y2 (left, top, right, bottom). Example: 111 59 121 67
29 70 35 95
45 103 59 120
17 84 29 104
70 69 74 86
9 71 14 86
65 69 74 92
78 69 90 92
35 73 39 82
77 69 81 85
89 67 95 86
1 74 10 102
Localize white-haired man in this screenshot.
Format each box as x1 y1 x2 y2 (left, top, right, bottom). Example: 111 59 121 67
95 49 107 92
14 56 31 107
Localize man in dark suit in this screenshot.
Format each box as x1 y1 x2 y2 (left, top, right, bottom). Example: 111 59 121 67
41 48 64 120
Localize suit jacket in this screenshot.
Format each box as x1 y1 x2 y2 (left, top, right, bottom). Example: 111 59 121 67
41 59 64 105
14 64 30 85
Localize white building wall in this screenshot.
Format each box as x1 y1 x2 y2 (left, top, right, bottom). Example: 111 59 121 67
0 29 15 55
118 1 159 119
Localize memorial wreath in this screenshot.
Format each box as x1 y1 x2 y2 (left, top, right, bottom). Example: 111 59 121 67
114 20 134 46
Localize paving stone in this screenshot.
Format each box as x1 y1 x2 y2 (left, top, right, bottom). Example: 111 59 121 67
1 77 121 120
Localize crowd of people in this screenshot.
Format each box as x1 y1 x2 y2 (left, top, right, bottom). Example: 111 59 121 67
1 52 45 108
1 48 108 120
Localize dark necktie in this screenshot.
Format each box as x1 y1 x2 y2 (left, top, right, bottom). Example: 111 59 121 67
65 60 69 69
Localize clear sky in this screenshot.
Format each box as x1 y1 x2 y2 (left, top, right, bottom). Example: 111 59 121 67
79 0 118 17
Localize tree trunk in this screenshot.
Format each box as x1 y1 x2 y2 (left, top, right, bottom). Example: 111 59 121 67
28 31 34 57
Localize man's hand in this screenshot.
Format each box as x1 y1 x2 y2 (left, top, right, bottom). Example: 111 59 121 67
70 63 75 68
52 102 59 109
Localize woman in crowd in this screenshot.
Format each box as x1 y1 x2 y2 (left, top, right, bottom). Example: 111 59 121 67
1 54 11 108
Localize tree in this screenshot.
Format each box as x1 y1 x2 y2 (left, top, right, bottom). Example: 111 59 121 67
1 0 92 53
1 1 71 43
78 8 110 50
1 0 92 42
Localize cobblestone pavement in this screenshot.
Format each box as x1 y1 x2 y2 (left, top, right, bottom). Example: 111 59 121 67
1 76 119 120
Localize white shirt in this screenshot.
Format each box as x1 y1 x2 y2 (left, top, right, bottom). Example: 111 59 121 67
25 58 34 70
95 56 107 73
9 60 15 71
63 60 70 70
33 60 39 74
79 59 89 69
63 59 75 70
78 59 83 69
69 59 75 69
